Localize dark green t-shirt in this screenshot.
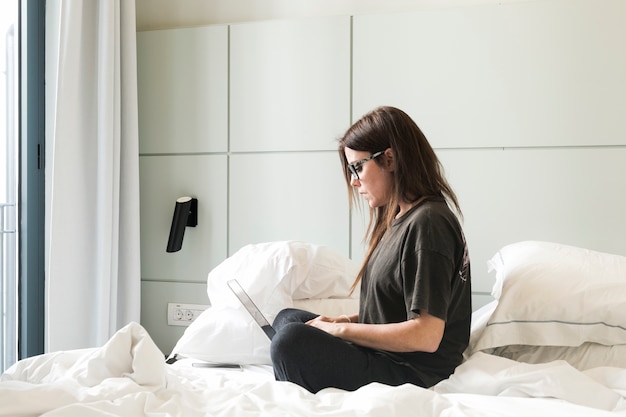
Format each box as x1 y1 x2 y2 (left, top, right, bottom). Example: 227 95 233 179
359 197 471 386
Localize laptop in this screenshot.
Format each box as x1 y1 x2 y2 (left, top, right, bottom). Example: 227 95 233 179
227 279 276 340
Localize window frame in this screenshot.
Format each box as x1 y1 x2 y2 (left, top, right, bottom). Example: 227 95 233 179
18 0 45 359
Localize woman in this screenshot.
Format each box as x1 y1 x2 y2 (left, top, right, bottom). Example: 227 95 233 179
270 106 472 393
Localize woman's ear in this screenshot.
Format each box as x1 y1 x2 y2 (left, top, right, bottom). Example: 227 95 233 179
383 148 395 171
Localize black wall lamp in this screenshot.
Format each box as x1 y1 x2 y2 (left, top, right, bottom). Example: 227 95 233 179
166 196 198 253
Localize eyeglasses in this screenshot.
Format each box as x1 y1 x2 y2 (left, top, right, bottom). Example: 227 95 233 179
347 151 384 180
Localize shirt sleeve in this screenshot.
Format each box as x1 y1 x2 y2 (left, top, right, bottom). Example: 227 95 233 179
404 249 454 321
400 210 458 322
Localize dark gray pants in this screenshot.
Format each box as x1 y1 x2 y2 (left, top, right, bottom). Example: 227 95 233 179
270 308 428 393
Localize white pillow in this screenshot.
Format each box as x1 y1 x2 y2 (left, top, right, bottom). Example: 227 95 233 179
206 241 359 321
171 241 360 364
293 298 359 318
472 241 626 352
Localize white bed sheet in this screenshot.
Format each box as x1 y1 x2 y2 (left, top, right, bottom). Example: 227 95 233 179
2 322 626 417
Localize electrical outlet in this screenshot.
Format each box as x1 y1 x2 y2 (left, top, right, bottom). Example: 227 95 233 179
167 303 209 326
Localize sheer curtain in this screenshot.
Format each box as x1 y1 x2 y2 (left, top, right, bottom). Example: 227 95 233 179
45 0 140 351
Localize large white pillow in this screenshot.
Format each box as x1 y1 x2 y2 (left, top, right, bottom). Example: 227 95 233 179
170 241 360 364
206 241 359 321
472 241 626 352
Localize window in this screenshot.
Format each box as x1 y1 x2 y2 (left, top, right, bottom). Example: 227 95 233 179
1 0 45 372
1 0 18 373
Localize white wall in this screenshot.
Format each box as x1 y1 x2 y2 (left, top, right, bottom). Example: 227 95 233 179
138 0 626 354
135 0 533 29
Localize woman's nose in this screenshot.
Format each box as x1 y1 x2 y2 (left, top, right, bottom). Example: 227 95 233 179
350 176 360 187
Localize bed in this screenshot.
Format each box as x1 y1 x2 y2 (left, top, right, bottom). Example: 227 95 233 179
2 240 626 416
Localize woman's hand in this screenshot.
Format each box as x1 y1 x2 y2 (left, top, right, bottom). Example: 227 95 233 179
307 311 445 353
306 315 353 337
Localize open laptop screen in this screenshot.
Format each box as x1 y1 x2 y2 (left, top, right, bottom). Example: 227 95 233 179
227 279 276 340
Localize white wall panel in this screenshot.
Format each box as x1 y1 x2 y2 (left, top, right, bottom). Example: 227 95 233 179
472 294 495 310
229 152 350 256
230 16 351 152
438 147 626 292
136 1 626 353
353 0 626 148
140 155 228 282
137 26 228 154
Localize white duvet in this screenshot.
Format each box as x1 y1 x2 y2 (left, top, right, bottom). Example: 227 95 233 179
1 322 626 417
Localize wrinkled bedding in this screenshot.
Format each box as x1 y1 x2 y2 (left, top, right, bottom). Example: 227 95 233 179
4 241 626 416
2 322 625 417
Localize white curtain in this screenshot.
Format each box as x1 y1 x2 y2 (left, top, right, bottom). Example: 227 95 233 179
45 0 141 351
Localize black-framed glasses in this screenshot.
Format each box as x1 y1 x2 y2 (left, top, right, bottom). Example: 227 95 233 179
347 151 384 180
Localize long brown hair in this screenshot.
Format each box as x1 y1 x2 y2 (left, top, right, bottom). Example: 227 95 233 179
338 106 462 292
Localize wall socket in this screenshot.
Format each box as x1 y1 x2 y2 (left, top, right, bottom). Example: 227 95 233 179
167 302 209 326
